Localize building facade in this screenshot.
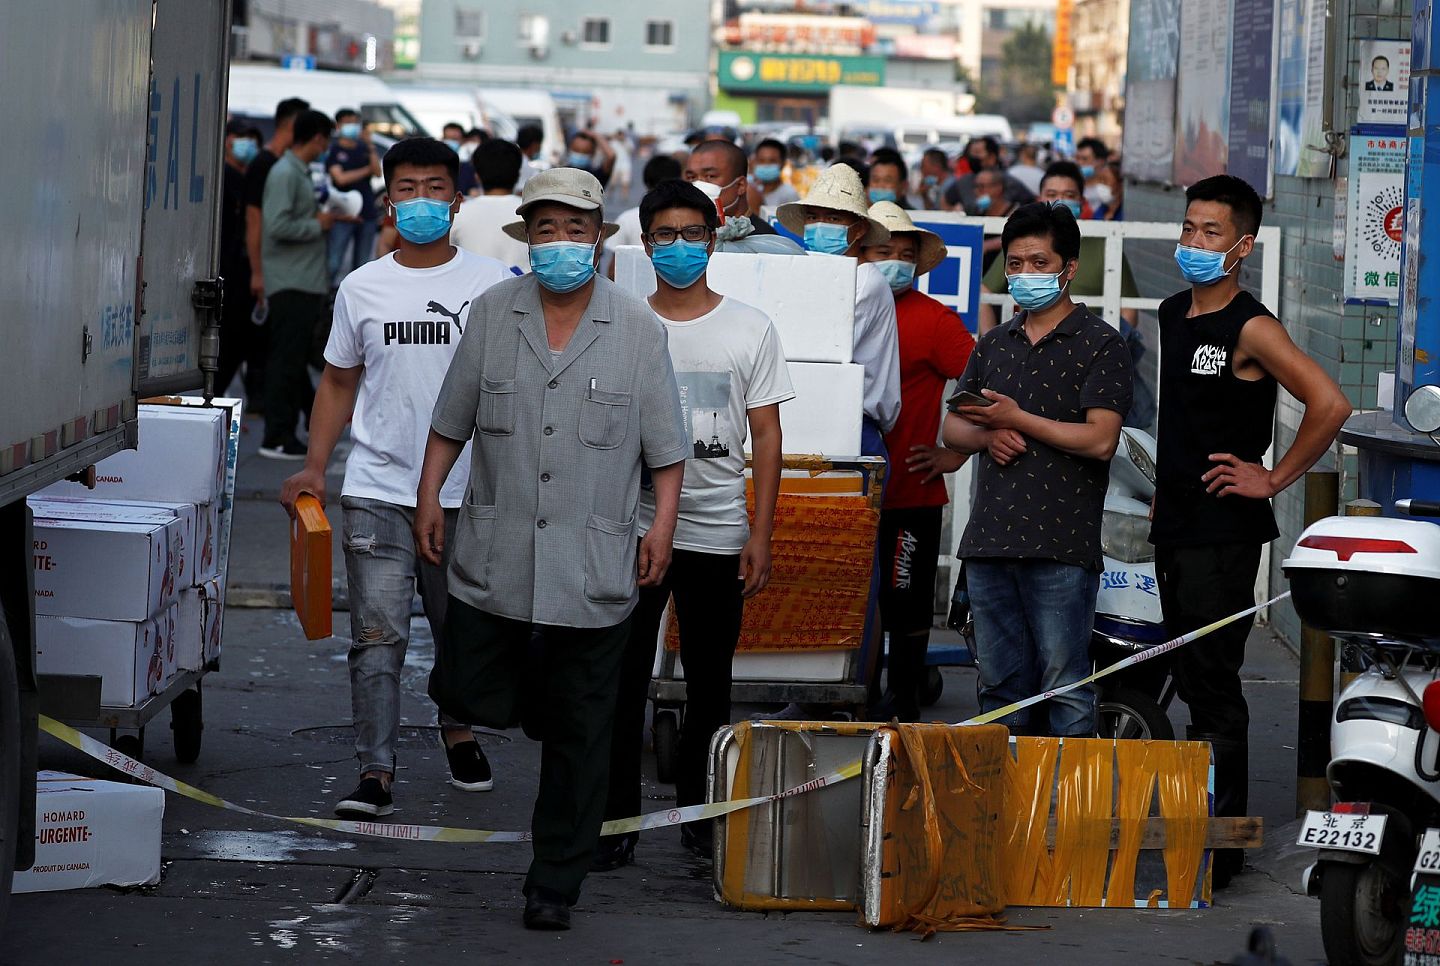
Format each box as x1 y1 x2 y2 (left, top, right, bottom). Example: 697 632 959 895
414 0 711 135
234 0 397 71
1068 0 1127 141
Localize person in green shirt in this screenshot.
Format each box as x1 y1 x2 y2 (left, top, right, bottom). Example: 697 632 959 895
980 160 1152 426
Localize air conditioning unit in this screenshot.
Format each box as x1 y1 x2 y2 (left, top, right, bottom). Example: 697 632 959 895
460 40 483 59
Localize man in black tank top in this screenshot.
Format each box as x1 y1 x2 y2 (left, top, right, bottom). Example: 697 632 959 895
1151 175 1349 887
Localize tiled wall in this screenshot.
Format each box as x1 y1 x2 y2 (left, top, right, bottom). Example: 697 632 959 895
1122 0 1409 644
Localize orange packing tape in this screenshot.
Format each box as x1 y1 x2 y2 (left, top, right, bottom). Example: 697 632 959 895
290 494 332 640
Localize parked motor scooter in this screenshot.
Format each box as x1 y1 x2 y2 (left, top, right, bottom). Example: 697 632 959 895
1283 494 1440 965
952 427 1175 738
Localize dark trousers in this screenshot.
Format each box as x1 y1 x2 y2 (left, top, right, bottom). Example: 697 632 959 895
262 289 323 446
431 598 631 905
214 269 263 400
607 548 743 823
874 506 943 720
1154 542 1263 742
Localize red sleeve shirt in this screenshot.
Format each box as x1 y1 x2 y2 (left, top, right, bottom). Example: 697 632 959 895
883 289 976 509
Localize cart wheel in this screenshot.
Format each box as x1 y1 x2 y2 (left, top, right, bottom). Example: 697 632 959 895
111 732 144 762
170 688 203 764
652 711 680 785
920 667 944 707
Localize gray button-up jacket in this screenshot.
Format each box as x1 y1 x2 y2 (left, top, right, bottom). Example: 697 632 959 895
431 274 688 628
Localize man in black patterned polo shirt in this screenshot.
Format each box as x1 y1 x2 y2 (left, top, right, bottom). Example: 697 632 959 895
942 202 1132 736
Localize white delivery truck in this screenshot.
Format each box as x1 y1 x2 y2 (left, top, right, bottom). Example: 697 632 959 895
827 84 984 147
388 84 520 143
0 0 228 927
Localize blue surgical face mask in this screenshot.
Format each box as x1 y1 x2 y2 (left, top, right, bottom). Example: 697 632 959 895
869 187 897 204
1080 164 1096 179
566 151 593 168
444 138 462 153
393 197 454 245
530 240 597 293
232 138 259 164
874 259 916 294
973 194 993 213
1174 236 1247 285
1008 269 1069 311
650 238 711 289
1056 199 1083 218
803 221 853 255
754 163 782 183
923 174 939 187
340 122 362 140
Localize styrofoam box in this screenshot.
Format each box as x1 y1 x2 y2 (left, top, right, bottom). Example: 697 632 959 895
29 499 197 589
175 582 223 673
38 404 227 505
613 247 856 364
36 613 167 707
771 362 865 457
12 771 163 893
158 602 179 688
32 517 181 621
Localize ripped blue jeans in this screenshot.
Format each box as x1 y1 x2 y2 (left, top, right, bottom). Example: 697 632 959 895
340 496 461 775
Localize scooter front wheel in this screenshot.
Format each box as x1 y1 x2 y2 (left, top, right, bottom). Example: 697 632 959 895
1319 816 1414 966
1096 687 1174 741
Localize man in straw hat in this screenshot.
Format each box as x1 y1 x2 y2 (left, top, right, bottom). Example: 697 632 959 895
861 202 976 721
942 201 1132 738
776 164 901 461
415 167 689 930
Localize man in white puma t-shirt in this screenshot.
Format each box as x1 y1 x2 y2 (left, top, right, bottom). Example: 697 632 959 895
280 137 510 819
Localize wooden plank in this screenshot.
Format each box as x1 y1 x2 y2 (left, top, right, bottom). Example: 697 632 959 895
1043 816 1264 850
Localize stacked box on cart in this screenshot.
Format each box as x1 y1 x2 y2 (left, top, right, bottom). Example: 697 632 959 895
35 611 170 706
31 517 181 622
28 498 199 588
11 771 163 894
176 578 223 672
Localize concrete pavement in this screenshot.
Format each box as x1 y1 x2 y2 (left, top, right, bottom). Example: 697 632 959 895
2 412 1328 964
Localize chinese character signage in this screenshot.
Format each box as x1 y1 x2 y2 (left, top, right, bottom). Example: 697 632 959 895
1172 0 1232 184
1409 874 1440 965
1124 0 1181 183
1358 38 1410 126
1346 135 1406 303
1227 0 1276 195
718 51 885 93
1275 0 1330 178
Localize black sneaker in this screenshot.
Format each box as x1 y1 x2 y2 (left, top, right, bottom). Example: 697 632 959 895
522 887 571 931
258 438 307 461
334 777 393 818
445 739 494 792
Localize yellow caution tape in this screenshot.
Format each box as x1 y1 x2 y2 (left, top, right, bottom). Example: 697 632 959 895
38 592 1287 845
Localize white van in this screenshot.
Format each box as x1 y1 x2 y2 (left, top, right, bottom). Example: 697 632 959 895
893 115 1014 152
389 85 518 143
227 65 427 139
477 89 564 165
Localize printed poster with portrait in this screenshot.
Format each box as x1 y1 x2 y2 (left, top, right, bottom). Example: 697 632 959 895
1345 135 1406 303
1357 38 1410 127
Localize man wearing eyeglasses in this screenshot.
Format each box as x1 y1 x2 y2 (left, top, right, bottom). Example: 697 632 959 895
596 179 794 870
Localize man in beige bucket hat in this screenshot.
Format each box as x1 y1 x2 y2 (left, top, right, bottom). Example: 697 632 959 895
861 201 976 720
777 164 901 460
416 166 689 931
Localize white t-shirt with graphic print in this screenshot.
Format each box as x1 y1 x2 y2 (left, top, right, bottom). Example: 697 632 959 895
638 297 796 553
325 248 510 508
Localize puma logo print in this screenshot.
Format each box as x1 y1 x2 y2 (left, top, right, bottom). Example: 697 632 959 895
382 299 471 347
427 299 470 334
1190 344 1228 376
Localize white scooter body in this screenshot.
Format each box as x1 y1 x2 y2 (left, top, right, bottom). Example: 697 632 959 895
1097 428 1164 626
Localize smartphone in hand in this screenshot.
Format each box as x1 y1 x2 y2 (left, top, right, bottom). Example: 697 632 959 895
947 389 996 412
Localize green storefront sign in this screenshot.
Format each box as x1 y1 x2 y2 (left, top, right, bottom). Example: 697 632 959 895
717 51 886 94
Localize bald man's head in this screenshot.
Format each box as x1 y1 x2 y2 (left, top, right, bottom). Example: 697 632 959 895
689 140 748 183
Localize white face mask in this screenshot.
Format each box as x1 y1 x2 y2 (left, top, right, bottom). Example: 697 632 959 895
1092 183 1115 207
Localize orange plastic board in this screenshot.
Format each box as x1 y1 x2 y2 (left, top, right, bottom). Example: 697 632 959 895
862 723 1010 931
1000 737 1214 909
289 495 332 640
665 495 879 652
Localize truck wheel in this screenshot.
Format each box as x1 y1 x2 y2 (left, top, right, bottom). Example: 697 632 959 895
1320 815 1414 966
652 709 680 785
170 688 203 764
0 606 21 932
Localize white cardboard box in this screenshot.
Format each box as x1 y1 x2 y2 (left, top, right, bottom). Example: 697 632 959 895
12 771 163 893
38 404 227 505
201 577 223 667
29 499 198 589
32 517 181 621
36 614 166 706
613 247 856 364
157 602 179 688
773 362 865 457
175 584 221 672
